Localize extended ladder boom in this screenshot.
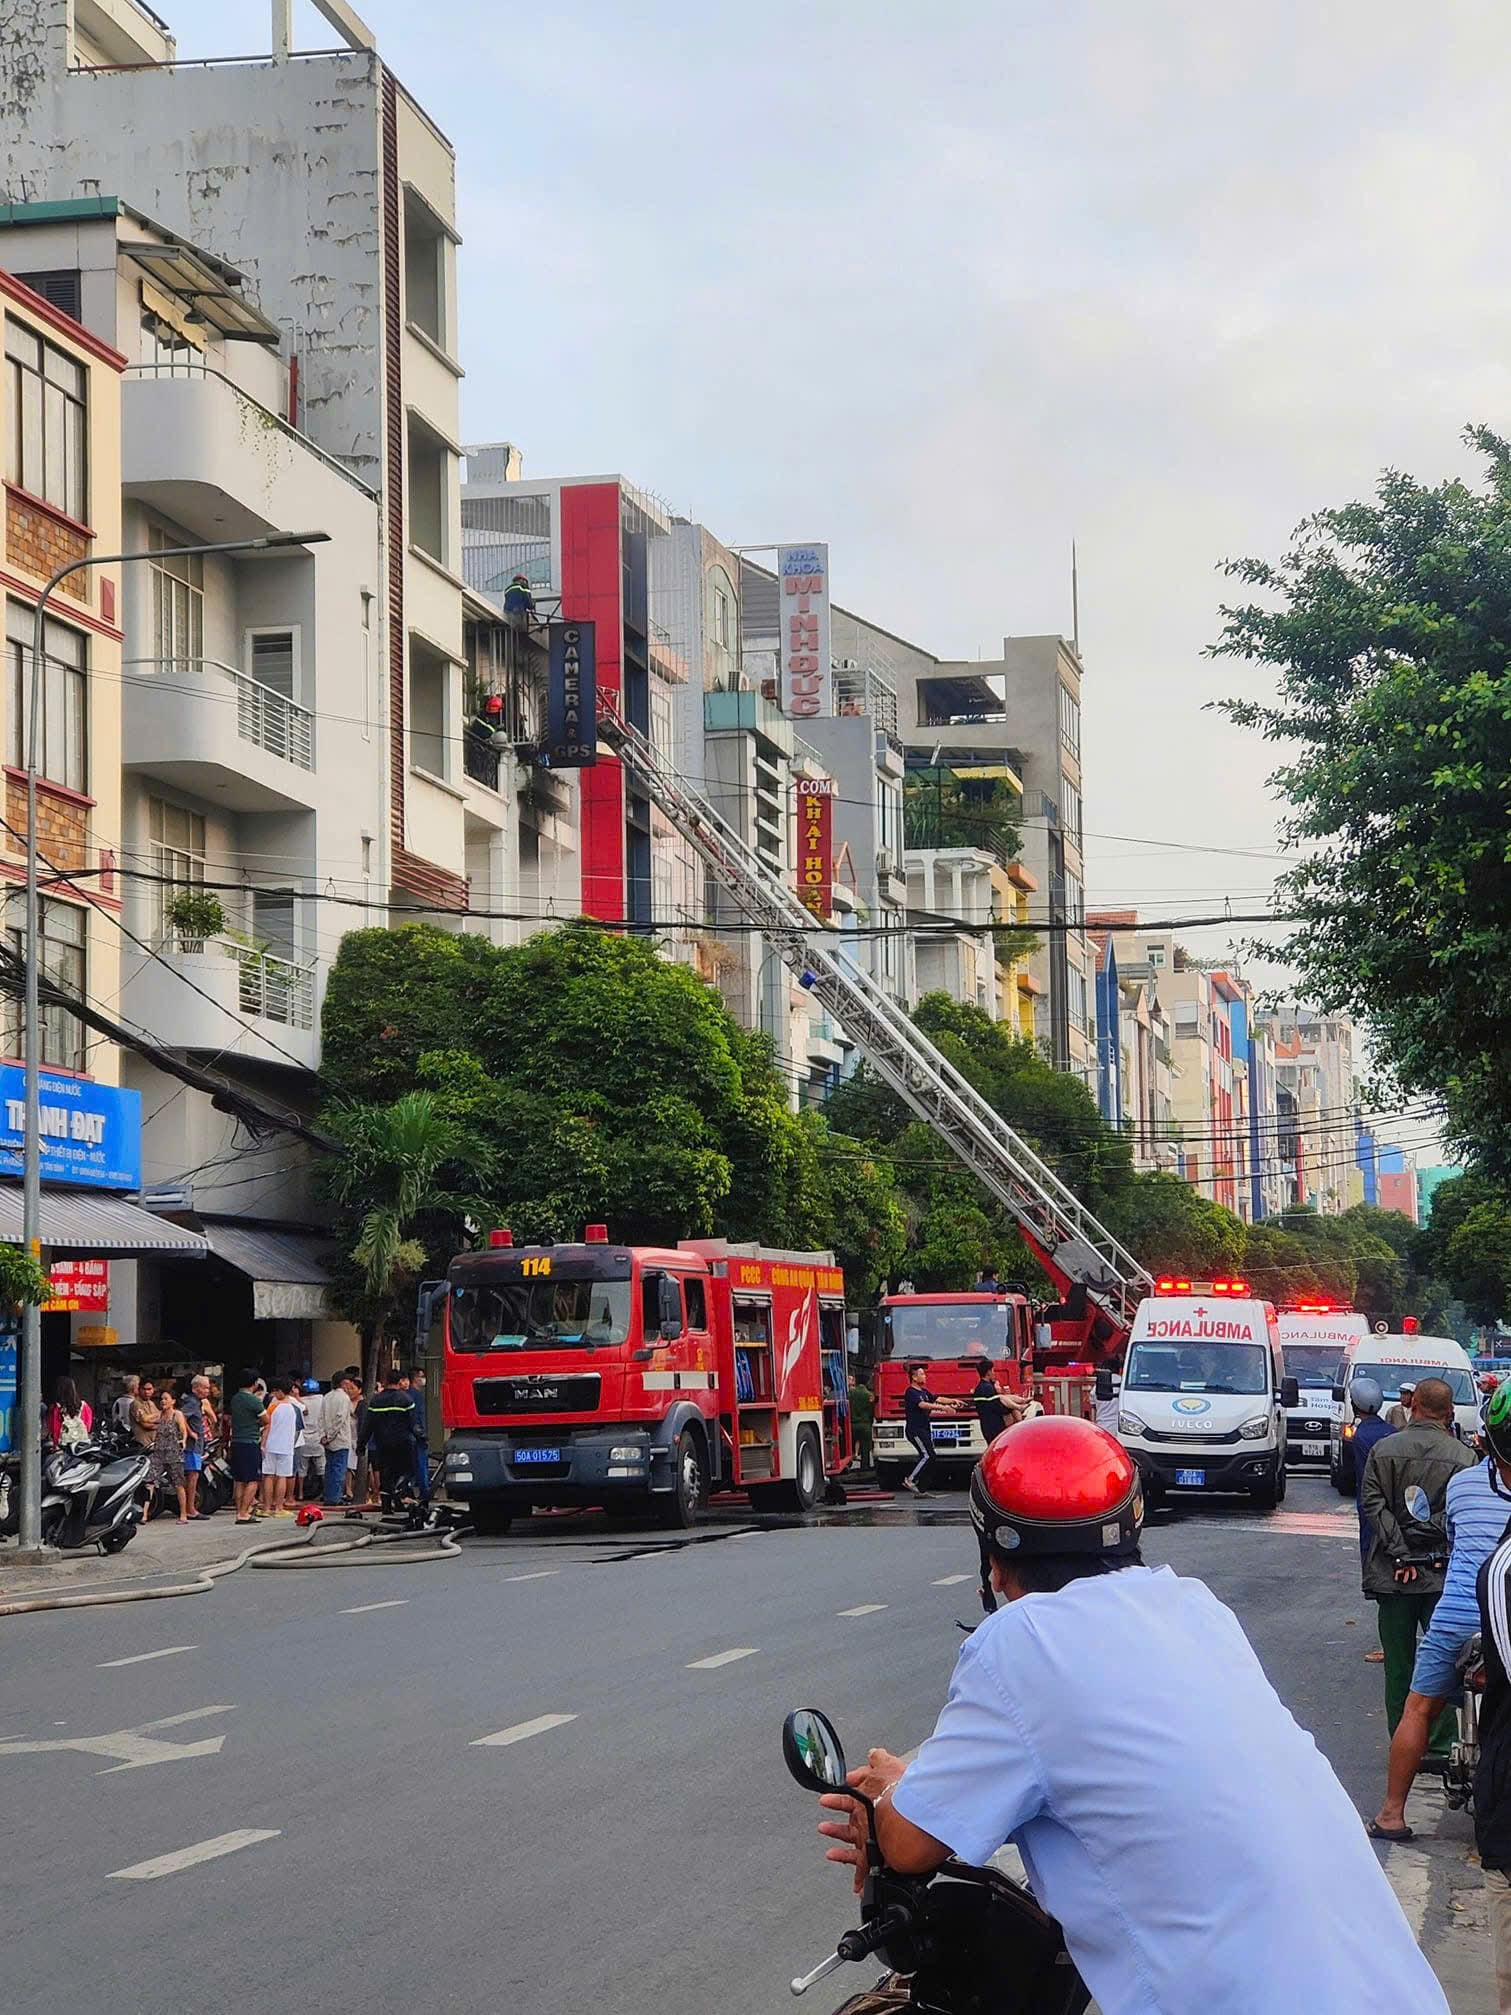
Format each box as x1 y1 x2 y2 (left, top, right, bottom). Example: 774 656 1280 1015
597 700 1152 1348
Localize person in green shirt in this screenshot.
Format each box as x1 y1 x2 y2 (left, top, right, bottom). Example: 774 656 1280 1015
227 1368 267 1524
848 1372 875 1473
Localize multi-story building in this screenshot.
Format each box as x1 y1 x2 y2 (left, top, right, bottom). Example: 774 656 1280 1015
3 0 473 925
899 636 1092 1083
1255 1004 1357 1216
0 200 381 1374
0 263 193 1402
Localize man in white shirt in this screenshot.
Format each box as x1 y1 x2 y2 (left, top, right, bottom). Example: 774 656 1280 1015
817 1417 1448 2015
320 1369 360 1506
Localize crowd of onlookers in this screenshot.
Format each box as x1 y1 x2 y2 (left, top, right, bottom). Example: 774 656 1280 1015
47 1365 431 1527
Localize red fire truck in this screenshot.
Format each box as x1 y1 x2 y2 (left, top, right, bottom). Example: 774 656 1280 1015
440 1226 851 1531
868 1288 1036 1487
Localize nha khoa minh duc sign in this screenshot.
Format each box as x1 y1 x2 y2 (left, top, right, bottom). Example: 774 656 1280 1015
778 544 831 719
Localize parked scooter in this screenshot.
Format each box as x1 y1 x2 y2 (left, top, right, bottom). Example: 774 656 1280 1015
782 1708 1089 2013
1445 1633 1486 1813
37 1424 150 1553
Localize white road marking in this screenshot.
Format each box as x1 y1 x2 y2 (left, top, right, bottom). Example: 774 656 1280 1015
0 1703 235 1774
837 1604 888 1617
932 1574 971 1586
109 1829 280 1881
687 1647 758 1669
471 1712 578 1748
505 1570 560 1582
98 1645 197 1669
341 1600 408 1615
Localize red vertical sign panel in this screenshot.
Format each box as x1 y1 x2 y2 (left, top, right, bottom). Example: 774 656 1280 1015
796 779 834 919
561 482 625 918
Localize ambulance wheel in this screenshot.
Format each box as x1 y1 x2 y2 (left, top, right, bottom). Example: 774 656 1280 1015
752 1429 823 1514
1249 1464 1281 1512
656 1431 704 1529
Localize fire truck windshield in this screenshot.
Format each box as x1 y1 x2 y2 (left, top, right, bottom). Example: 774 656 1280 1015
884 1303 1013 1361
449 1279 633 1353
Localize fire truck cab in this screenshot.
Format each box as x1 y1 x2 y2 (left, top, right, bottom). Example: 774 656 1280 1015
869 1289 1034 1487
441 1228 849 1532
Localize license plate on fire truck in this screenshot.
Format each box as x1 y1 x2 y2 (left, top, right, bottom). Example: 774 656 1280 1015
932 1426 962 1446
513 1447 561 1465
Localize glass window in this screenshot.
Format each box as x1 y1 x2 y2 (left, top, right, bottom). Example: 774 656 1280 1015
4 896 86 1070
6 599 86 791
650 687 674 759
1125 1341 1270 1396
1147 945 1166 969
150 526 203 672
447 1279 632 1353
1059 684 1081 758
5 316 86 521
1068 965 1088 1033
1060 778 1083 847
148 795 207 938
1174 999 1200 1031
1064 871 1084 924
683 1277 708 1329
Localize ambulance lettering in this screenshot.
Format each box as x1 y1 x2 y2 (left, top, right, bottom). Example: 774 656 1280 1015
1141 1318 1259 1340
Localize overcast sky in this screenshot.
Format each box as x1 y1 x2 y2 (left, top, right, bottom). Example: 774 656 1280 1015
183 0 1509 1034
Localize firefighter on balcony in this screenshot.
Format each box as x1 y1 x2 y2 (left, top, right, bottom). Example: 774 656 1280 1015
503 572 536 626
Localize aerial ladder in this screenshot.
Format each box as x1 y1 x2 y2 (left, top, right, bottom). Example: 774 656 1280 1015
596 699 1152 1359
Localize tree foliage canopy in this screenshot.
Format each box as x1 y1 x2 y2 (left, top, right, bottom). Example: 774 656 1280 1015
1213 427 1511 1171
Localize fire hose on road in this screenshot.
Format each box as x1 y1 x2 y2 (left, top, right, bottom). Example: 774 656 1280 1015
0 1517 464 1618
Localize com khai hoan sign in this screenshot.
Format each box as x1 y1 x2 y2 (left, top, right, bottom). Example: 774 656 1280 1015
795 778 834 918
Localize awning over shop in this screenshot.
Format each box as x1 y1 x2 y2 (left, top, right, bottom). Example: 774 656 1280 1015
0 1188 209 1256
202 1222 335 1322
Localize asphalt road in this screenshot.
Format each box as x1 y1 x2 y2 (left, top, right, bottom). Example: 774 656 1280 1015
0 1476 1490 2014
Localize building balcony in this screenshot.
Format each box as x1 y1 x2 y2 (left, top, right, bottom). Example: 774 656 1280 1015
1005 860 1038 892
124 658 318 812
123 363 375 546
120 938 320 1072
1016 970 1045 997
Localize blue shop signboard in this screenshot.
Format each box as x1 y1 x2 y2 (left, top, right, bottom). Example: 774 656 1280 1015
0 1068 142 1191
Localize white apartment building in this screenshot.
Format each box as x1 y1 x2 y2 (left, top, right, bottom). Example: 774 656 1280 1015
1254 1004 1358 1216
2 0 484 927
0 200 380 1371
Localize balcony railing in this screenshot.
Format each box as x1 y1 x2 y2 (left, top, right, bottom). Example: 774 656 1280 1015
124 362 376 497
835 662 899 738
235 945 316 1031
126 657 315 771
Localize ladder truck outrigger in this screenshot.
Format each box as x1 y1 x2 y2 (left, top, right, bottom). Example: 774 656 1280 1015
594 697 1153 1394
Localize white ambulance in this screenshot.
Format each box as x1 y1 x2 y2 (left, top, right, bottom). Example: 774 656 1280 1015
1328 1324 1479 1492
1277 1305 1372 1466
1109 1278 1296 1509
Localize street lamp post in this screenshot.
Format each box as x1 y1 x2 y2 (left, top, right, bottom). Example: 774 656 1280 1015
17 529 329 1556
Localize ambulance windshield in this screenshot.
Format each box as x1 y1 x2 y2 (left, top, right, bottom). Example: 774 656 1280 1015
1125 1341 1270 1396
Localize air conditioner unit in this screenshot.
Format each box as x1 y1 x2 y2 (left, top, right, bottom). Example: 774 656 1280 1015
841 658 861 670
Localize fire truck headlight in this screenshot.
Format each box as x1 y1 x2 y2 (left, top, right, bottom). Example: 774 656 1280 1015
610 1445 643 1462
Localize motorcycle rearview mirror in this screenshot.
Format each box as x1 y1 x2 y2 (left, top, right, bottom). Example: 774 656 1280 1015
1331 1384 1346 1404
782 1708 849 1795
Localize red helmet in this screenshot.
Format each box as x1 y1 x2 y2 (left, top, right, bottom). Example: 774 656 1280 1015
294 1505 325 1528
969 1415 1142 1560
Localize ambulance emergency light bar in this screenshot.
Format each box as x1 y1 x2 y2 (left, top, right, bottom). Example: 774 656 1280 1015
1283 1300 1354 1314
1153 1277 1250 1296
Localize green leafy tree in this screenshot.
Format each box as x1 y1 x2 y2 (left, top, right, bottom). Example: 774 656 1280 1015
0 1243 54 1310
1213 427 1511 1171
323 1089 494 1385
1102 1172 1245 1278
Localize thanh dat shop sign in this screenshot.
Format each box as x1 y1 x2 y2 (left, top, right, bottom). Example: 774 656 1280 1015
0 1067 142 1191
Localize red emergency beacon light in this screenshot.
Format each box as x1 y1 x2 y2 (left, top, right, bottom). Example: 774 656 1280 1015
1154 1278 1248 1296
488 1228 513 1248
1402 1316 1420 1335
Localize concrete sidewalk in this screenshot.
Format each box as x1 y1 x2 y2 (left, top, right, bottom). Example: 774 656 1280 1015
0 1505 376 1602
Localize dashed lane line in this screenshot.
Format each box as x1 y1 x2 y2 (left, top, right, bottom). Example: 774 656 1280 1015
932 1574 972 1587
471 1713 579 1748
837 1604 888 1617
109 1829 280 1881
341 1600 408 1615
687 1647 758 1670
506 1570 561 1582
97 1646 197 1669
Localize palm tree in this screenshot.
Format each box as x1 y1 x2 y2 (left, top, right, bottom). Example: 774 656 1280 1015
323 1091 493 1390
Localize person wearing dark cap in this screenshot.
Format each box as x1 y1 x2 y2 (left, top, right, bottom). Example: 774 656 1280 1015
502 572 536 625
365 1368 420 1513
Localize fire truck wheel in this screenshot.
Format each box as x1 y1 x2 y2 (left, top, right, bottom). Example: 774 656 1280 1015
466 1501 513 1536
876 1462 910 1492
656 1430 705 1529
755 1428 822 1514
